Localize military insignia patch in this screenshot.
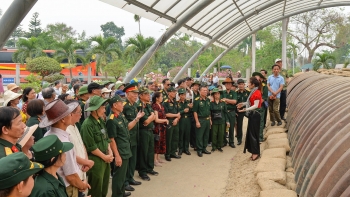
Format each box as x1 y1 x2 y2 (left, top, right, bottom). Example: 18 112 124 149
110 114 114 120
4 147 12 156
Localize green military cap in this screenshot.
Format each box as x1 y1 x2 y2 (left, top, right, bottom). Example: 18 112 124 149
32 135 73 162
78 85 88 95
108 95 123 105
115 81 125 89
252 72 266 80
0 152 43 190
178 88 186 94
167 86 177 92
123 83 139 93
85 95 108 111
102 81 113 86
211 88 222 95
191 80 201 87
138 87 150 94
237 79 245 84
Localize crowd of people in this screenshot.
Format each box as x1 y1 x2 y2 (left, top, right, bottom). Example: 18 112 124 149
0 59 287 197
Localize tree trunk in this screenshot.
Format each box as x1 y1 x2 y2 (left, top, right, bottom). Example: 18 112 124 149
307 53 313 63
69 68 73 80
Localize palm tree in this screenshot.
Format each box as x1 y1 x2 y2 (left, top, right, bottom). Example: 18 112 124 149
54 39 85 79
134 15 141 35
312 53 336 70
91 35 122 78
237 36 252 56
12 37 46 64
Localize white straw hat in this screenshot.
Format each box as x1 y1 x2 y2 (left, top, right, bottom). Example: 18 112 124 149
3 90 22 107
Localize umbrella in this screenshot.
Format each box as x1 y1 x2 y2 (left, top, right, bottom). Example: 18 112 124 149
221 65 232 69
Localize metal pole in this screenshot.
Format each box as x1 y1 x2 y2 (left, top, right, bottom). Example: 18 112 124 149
252 34 256 72
16 64 20 85
88 65 91 84
0 0 38 49
199 3 348 78
282 18 288 70
123 0 214 83
173 0 284 82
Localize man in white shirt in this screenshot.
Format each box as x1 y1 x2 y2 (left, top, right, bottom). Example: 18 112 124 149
213 73 219 87
53 80 62 95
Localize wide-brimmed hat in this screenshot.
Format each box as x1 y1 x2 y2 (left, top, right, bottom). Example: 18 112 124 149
7 83 19 91
191 81 201 87
39 99 78 128
275 58 282 63
138 87 150 94
3 90 22 106
32 135 73 162
252 72 266 80
78 86 88 96
0 152 43 190
222 77 235 85
115 81 124 89
101 87 112 94
17 124 38 147
211 88 222 95
85 96 108 111
123 83 139 93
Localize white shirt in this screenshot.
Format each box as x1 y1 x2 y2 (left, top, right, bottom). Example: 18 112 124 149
45 127 81 187
213 76 219 83
54 87 61 95
66 125 87 180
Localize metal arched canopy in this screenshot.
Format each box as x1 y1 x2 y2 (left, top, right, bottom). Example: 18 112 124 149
100 0 350 81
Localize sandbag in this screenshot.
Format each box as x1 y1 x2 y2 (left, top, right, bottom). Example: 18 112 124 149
264 127 287 138
256 170 286 185
286 172 297 190
266 138 291 152
267 133 288 140
286 156 292 168
254 157 286 175
260 189 298 197
261 148 286 159
257 179 286 191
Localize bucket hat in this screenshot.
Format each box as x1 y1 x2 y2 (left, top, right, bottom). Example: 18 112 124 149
252 72 266 80
17 124 38 147
3 90 22 106
78 86 88 96
32 135 73 162
85 96 108 111
7 83 19 91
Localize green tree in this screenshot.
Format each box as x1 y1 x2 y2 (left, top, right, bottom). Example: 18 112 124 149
134 15 142 35
27 12 42 37
5 25 25 48
91 35 122 78
12 37 46 64
20 74 42 92
104 60 126 79
26 56 62 77
312 53 336 70
46 22 77 42
54 39 85 79
100 21 125 48
36 32 58 49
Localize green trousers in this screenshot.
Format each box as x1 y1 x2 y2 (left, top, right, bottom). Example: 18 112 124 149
112 158 129 197
224 111 236 145
179 117 191 152
138 129 154 176
166 120 179 156
236 112 245 143
87 155 110 197
259 107 266 141
196 118 210 152
125 145 137 186
211 123 225 150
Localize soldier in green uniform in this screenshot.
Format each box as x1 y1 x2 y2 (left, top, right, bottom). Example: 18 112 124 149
189 80 201 149
77 85 89 127
210 88 229 152
81 96 114 197
0 152 43 197
107 95 143 197
193 86 212 157
221 77 238 148
236 79 250 145
252 72 268 142
31 135 74 197
160 78 171 101
163 86 181 161
177 88 192 155
0 107 25 159
122 83 144 190
136 87 158 181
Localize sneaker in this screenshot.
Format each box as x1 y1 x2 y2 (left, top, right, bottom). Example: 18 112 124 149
271 122 276 126
277 122 282 126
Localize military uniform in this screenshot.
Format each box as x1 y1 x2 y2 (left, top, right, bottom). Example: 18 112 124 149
81 115 111 197
193 96 211 154
163 96 180 159
221 90 238 146
26 115 46 142
0 138 21 159
190 90 200 149
260 82 268 141
210 94 229 151
107 112 132 197
30 170 69 197
122 98 139 186
236 88 250 144
160 89 168 101
178 97 191 153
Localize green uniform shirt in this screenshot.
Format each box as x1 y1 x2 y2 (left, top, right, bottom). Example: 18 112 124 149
137 101 154 130
193 97 211 118
160 89 168 101
193 91 200 100
81 116 110 154
261 83 268 101
30 171 68 197
236 89 250 104
221 90 237 110
122 99 139 146
210 101 229 124
106 113 132 160
0 138 22 159
163 97 179 117
178 100 191 118
26 116 46 142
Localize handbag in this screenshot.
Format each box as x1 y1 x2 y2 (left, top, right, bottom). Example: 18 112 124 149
154 134 160 141
212 112 222 120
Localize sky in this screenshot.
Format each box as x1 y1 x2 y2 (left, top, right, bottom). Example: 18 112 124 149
0 0 166 42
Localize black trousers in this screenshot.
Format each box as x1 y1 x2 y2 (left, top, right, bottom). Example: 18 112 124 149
236 112 245 143
244 111 260 155
279 90 287 119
